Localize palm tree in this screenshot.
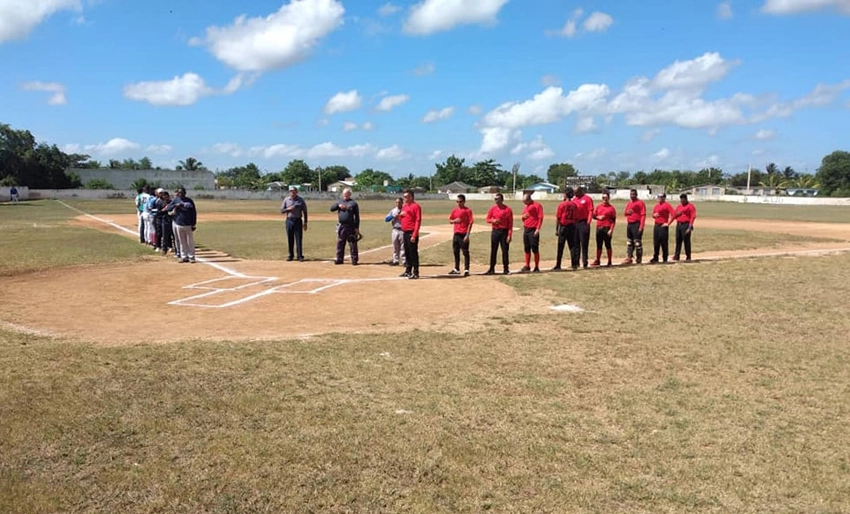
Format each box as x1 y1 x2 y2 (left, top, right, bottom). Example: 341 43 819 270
792 174 820 189
759 173 788 194
765 162 779 176
782 166 797 180
178 157 204 171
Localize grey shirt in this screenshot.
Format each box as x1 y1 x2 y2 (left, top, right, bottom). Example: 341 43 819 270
330 198 360 228
281 195 308 222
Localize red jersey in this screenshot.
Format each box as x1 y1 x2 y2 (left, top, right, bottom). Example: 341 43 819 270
594 203 617 229
486 204 513 237
624 199 646 231
400 201 422 237
449 206 473 235
556 200 577 226
652 202 675 225
573 195 594 224
672 202 696 225
522 202 544 230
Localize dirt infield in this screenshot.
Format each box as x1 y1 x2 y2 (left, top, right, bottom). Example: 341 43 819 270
3 213 850 345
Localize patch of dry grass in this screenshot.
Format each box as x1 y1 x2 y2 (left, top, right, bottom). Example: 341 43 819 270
2 254 850 512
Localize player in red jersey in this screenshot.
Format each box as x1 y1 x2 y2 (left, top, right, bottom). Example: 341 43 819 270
672 193 697 261
520 193 544 272
622 188 647 264
572 187 594 268
649 193 675 263
485 193 513 275
553 187 579 270
591 191 616 267
448 194 474 276
398 188 422 278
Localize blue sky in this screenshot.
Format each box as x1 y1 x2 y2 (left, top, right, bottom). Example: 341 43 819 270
2 0 848 178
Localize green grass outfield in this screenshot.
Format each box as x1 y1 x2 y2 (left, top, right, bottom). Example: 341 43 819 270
2 199 850 512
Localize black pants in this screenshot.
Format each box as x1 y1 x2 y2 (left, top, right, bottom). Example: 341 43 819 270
489 229 509 272
156 216 172 252
626 222 643 261
596 227 612 251
523 227 539 254
556 224 579 269
452 233 470 271
577 220 590 267
675 223 692 259
286 218 304 259
653 225 669 261
403 230 419 275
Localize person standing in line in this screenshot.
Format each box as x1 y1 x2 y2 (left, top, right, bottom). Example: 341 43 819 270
485 193 513 275
622 188 647 265
649 193 675 263
145 188 159 248
384 197 405 267
591 191 617 267
134 187 149 244
10 185 19 204
553 187 579 271
398 189 422 279
520 193 544 273
168 187 197 263
155 190 174 256
672 193 697 261
280 185 308 262
330 188 360 265
448 194 474 276
572 186 594 268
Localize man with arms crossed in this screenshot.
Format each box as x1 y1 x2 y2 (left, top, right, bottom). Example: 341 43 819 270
520 193 544 273
672 193 697 262
398 189 422 279
649 193 675 263
553 187 579 271
622 188 647 265
448 194 473 276
281 185 308 262
330 188 360 265
485 193 513 275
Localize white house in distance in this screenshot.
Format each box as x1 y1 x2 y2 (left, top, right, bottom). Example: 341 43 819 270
524 182 560 194
327 179 357 193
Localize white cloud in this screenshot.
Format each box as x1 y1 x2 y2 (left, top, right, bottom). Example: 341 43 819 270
343 121 358 131
146 144 173 155
761 0 850 15
551 8 582 37
403 0 509 35
324 90 362 114
583 11 613 33
478 127 519 155
317 118 330 126
652 52 739 91
376 144 406 160
575 148 606 160
0 0 81 43
482 85 610 130
754 80 850 119
21 81 67 105
541 75 560 87
413 62 435 76
362 121 374 131
210 143 244 157
422 106 455 123
652 147 671 160
640 128 661 142
574 116 597 133
511 136 554 160
376 94 409 111
429 150 443 160
190 0 345 72
468 104 483 115
85 138 141 156
753 129 775 140
250 142 377 160
123 73 213 106
377 2 401 16
62 143 81 154
718 2 734 18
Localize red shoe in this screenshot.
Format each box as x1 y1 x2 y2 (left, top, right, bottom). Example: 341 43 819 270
590 260 600 267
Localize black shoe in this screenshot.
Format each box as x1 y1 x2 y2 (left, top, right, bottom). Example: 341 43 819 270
389 261 399 266
334 260 343 265
551 266 562 271
448 268 461 275
352 261 359 266
409 273 419 280
503 269 510 275
519 266 531 273
286 256 293 261
298 256 304 262
685 257 691 262
532 268 540 273
484 269 495 275
464 270 470 277
649 258 658 264
400 271 410 278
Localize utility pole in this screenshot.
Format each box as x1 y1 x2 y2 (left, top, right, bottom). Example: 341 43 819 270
746 163 751 195
317 167 322 192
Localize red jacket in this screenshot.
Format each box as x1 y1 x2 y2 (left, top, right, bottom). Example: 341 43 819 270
594 203 617 230
624 200 646 232
672 202 696 226
486 204 513 237
573 195 594 224
556 200 577 226
652 202 675 225
449 206 473 235
522 202 544 230
400 201 422 237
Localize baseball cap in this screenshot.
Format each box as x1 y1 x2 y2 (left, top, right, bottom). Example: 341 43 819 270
155 188 164 194
657 193 666 198
289 185 297 191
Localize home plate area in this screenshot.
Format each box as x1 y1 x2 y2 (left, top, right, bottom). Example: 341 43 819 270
169 274 398 308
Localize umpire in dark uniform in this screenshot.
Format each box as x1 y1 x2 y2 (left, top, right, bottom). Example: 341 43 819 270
330 188 360 265
280 185 308 261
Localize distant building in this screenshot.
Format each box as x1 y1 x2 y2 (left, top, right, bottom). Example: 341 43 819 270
676 184 727 197
564 176 602 193
478 185 504 194
524 182 559 194
69 168 216 190
327 180 357 193
438 181 475 194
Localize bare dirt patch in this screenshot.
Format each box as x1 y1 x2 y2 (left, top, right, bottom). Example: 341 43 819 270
3 214 850 345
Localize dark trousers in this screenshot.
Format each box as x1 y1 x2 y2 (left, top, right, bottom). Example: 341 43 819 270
653 225 670 261
577 220 590 267
336 223 358 264
626 222 643 262
523 227 540 254
138 213 145 243
157 216 173 252
403 230 419 275
286 218 304 259
596 227 612 251
452 233 470 271
489 229 510 272
675 223 692 259
556 224 579 269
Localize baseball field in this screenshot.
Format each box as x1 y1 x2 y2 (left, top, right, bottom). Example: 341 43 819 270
1 197 850 513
